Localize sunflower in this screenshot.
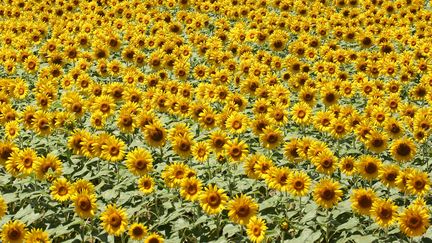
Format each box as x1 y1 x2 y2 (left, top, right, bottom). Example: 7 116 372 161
9 148 36 176
313 178 343 209
1 220 27 243
50 177 74 202
125 148 153 176
365 130 388 153
399 205 430 237
198 109 217 130
71 192 97 219
339 156 356 176
260 127 283 149
0 195 7 219
265 167 291 192
100 137 126 162
200 184 228 215
137 175 155 194
225 111 249 134
192 141 211 162
246 217 267 243
100 204 128 236
162 162 190 187
378 164 400 188
371 199 399 228
92 95 116 116
390 137 417 162
33 153 63 181
143 122 167 148
24 228 50 243
287 170 311 197
350 188 377 216
180 177 202 202
406 169 430 196
128 223 147 241
290 102 312 125
283 138 303 163
73 179 95 195
209 130 228 154
227 194 259 225
356 155 382 181
5 120 20 140
321 86 339 106
329 118 350 139
223 138 249 163
144 233 164 243
312 149 338 175
32 111 52 136
314 111 334 132
172 134 194 159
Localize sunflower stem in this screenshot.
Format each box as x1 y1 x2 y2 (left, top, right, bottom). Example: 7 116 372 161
325 209 331 243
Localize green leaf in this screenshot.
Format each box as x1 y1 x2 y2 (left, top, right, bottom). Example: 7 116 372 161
222 224 239 238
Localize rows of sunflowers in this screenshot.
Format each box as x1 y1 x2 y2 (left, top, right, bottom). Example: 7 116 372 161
1 0 432 242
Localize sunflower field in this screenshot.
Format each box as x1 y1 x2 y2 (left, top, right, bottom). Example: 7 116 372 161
1 0 432 242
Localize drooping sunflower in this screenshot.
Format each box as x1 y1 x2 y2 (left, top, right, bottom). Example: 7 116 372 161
246 216 267 243
71 191 97 219
371 198 399 228
200 184 228 215
1 220 27 242
390 137 417 162
287 170 311 197
125 148 153 176
50 177 74 202
313 178 343 209
128 223 147 241
350 188 377 216
180 177 202 202
137 175 155 195
100 204 129 236
399 205 430 237
227 194 259 225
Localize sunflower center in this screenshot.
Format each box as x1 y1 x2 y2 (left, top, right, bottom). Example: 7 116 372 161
372 138 384 148
109 214 122 228
100 103 110 112
122 116 133 126
135 160 147 170
231 147 241 157
414 179 425 190
109 146 120 156
273 40 283 49
297 110 306 118
252 226 261 236
325 93 335 103
380 208 392 219
8 228 21 240
358 195 372 208
365 162 378 174
407 216 421 229
58 186 68 196
294 180 304 190
187 185 198 195
232 121 242 129
214 138 225 148
396 143 411 156
78 197 91 211
386 172 397 182
142 180 152 189
23 157 33 167
179 140 191 151
335 125 345 133
150 129 164 142
267 133 278 143
322 159 333 168
208 193 221 207
343 162 353 170
237 205 250 217
321 189 335 200
132 226 144 237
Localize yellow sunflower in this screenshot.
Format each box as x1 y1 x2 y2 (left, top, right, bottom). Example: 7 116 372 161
71 192 97 219
24 228 50 243
350 188 377 216
137 175 155 194
180 177 202 202
227 194 259 225
1 220 27 243
200 184 228 215
287 170 311 197
125 148 154 176
246 216 267 243
371 198 398 228
0 195 7 219
406 169 430 196
144 233 164 243
223 138 249 163
390 137 417 162
100 204 128 236
128 223 147 241
50 177 74 202
356 155 382 181
399 205 430 237
313 178 343 209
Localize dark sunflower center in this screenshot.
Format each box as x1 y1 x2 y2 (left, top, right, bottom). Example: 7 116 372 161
109 214 122 228
407 216 421 229
208 193 221 206
358 195 372 208
365 162 378 174
396 143 411 156
79 197 91 211
237 205 250 217
321 189 335 200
